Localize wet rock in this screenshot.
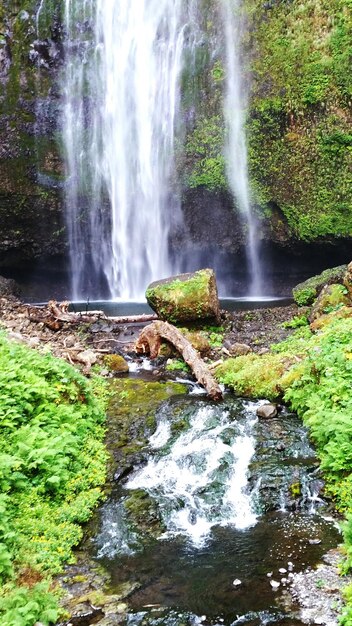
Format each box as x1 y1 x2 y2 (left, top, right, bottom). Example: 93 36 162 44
113 466 133 483
0 276 20 297
67 601 104 625
103 354 129 373
256 404 278 419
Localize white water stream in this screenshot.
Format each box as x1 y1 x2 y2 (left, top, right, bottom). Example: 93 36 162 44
222 0 262 296
63 0 198 300
126 404 258 545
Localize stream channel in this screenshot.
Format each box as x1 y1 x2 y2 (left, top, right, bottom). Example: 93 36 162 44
82 371 341 626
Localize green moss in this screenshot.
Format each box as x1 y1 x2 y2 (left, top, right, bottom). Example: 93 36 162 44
124 489 165 535
146 269 219 323
107 378 186 458
292 264 347 305
246 0 352 240
184 115 227 191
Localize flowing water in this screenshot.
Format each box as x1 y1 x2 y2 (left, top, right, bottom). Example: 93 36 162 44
222 0 262 296
63 0 199 300
92 394 339 626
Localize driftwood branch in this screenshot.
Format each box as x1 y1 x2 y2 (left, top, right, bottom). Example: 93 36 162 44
26 300 158 329
135 320 223 401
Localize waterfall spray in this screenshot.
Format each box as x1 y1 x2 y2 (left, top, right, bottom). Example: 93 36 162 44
222 0 262 296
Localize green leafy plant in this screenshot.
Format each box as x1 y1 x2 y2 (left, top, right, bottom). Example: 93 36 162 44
0 331 107 624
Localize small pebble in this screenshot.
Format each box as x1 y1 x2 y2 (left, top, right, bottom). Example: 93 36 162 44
288 572 294 579
279 567 287 574
270 580 280 590
288 561 294 571
267 572 273 577
232 579 241 586
309 538 322 545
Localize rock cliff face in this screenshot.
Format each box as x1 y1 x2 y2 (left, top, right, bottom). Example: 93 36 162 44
181 0 352 253
0 0 350 294
0 0 66 285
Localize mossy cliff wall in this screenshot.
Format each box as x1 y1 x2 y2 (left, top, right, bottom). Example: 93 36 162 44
0 0 65 275
182 0 351 252
0 0 350 282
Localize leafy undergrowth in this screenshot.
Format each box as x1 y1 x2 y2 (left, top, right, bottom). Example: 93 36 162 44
0 331 108 626
215 326 312 400
216 312 352 623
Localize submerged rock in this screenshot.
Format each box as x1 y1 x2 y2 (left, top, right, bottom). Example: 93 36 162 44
145 269 220 323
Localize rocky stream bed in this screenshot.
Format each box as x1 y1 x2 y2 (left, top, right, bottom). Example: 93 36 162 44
0 295 350 626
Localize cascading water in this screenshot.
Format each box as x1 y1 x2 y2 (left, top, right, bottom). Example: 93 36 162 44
63 0 197 300
221 0 262 296
126 404 258 544
93 394 339 625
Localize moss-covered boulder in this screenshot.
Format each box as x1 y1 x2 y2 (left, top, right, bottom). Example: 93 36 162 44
292 264 347 306
309 283 350 322
145 269 220 324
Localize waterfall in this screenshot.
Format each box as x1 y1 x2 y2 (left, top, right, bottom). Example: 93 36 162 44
63 1 197 300
221 0 262 296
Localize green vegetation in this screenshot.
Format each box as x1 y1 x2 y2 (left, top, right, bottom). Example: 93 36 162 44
215 303 352 623
293 265 347 305
246 0 352 240
281 314 309 329
166 358 190 373
0 332 107 625
185 115 227 190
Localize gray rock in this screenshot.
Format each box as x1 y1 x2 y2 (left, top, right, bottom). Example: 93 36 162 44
0 276 20 297
256 404 278 419
223 341 252 356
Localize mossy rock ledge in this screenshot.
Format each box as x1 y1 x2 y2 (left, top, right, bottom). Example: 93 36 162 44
145 269 220 324
292 264 348 306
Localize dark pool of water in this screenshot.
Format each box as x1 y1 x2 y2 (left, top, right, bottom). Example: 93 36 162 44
97 512 339 625
68 297 292 317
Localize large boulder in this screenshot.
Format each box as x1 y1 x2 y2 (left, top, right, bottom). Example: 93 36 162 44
292 264 347 306
145 269 220 324
309 283 350 323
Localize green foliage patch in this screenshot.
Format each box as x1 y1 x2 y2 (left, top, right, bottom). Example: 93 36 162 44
246 0 352 241
216 307 352 622
0 332 107 625
292 264 347 305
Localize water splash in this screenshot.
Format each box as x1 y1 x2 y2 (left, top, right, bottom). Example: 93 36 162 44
126 404 258 545
62 0 198 300
221 0 262 296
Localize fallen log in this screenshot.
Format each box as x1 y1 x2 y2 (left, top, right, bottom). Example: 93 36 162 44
26 300 158 328
135 320 223 401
